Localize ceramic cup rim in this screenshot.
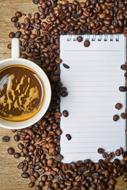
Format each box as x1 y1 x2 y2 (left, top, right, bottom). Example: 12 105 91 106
0 58 51 129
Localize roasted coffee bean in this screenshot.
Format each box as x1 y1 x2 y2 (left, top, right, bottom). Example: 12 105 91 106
119 86 127 92
66 134 72 141
121 63 127 70
121 113 127 119
17 162 24 169
97 148 105 154
17 143 24 150
62 110 69 117
124 71 127 77
15 31 21 38
32 0 39 4
115 103 123 110
84 40 90 47
115 149 121 156
14 135 20 142
2 135 10 142
63 63 70 69
113 115 120 121
9 32 15 38
77 36 83 42
11 16 18 22
28 182 35 188
7 147 15 155
15 11 22 18
14 152 21 159
35 185 42 190
21 172 30 178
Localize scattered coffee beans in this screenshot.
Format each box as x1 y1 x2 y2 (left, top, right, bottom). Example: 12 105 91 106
113 114 120 121
115 103 123 110
66 134 72 141
2 136 10 142
6 1 127 189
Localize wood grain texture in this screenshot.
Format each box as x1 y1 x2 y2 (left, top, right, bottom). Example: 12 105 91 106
0 0 127 190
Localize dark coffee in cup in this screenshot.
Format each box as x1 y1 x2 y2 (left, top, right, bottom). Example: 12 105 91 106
0 65 44 121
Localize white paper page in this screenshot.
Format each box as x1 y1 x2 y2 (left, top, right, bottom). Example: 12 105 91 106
60 35 126 163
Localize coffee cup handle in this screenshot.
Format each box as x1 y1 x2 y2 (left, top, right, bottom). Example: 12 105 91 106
11 38 20 58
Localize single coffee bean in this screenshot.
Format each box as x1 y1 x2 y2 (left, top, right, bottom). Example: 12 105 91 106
21 172 29 178
119 86 127 92
84 40 90 47
14 152 21 159
113 114 120 121
124 72 127 77
115 149 121 156
41 175 48 181
121 64 127 70
2 135 10 142
97 148 105 154
62 110 69 117
17 143 24 150
63 63 70 69
121 112 127 119
32 0 39 4
115 103 123 110
77 36 83 42
9 32 15 38
28 182 35 188
11 16 18 22
15 31 21 38
123 151 127 161
66 134 72 141
35 185 42 190
14 135 20 142
17 162 24 169
7 147 15 155
15 11 22 18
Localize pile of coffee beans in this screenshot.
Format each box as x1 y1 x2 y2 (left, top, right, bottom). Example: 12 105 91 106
6 0 127 189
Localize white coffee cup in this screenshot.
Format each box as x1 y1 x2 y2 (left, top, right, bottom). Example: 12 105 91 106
0 38 51 129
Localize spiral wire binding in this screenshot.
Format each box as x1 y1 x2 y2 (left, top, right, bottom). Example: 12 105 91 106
66 35 120 42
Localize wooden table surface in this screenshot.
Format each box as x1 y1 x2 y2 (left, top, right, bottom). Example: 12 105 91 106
0 1 127 190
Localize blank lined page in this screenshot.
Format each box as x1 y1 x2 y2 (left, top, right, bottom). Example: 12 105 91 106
60 35 126 163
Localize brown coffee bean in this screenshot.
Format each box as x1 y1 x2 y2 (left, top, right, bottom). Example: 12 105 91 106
47 158 54 166
14 152 21 159
77 36 83 42
14 135 20 142
115 103 123 110
32 0 39 4
121 64 127 70
2 136 10 142
63 63 70 69
7 147 15 155
62 110 69 117
97 148 105 154
28 182 35 188
11 16 18 22
113 115 120 121
15 31 21 38
66 134 72 141
124 72 127 77
84 40 90 47
17 143 24 150
9 32 15 38
17 162 24 169
15 11 22 18
21 172 29 178
121 113 127 119
119 86 127 92
115 149 121 156
41 175 48 181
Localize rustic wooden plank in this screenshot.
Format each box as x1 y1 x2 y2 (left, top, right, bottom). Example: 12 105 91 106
0 0 126 190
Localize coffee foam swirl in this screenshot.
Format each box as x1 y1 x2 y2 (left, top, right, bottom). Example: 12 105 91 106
0 66 44 121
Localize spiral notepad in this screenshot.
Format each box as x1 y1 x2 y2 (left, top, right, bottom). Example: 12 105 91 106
60 35 126 163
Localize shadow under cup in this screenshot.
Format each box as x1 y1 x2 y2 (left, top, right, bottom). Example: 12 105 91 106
0 58 51 129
